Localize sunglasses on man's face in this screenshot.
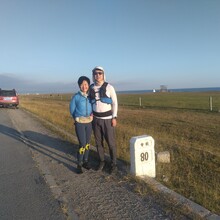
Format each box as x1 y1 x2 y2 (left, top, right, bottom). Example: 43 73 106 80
93 72 103 75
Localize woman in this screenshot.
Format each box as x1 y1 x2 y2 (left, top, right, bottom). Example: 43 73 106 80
69 76 93 174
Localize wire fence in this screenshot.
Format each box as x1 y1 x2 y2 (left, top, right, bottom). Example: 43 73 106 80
21 91 220 112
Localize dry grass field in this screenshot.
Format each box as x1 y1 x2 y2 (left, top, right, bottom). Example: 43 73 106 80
19 91 220 215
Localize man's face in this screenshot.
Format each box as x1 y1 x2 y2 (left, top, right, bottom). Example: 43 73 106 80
93 70 104 84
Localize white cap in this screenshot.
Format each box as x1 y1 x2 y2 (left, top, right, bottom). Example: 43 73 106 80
92 66 105 73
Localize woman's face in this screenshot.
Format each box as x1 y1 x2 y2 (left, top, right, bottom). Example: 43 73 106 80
80 80 89 93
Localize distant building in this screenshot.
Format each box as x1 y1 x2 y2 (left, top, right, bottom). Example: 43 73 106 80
160 85 168 92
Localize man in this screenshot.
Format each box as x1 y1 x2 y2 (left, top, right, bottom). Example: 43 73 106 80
90 66 118 174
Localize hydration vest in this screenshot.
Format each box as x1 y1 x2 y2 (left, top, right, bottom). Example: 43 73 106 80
89 82 112 104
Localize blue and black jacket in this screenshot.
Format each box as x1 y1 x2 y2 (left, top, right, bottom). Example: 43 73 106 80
69 91 92 119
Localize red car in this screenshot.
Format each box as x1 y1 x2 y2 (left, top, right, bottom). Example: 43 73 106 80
0 89 19 108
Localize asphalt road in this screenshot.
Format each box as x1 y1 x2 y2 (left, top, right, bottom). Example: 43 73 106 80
0 108 65 220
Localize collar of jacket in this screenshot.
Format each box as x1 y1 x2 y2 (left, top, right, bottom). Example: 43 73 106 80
79 91 88 98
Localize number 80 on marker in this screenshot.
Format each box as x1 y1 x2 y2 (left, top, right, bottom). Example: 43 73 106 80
130 135 156 178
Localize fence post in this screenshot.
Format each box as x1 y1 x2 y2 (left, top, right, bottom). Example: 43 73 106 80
209 96 213 111
139 97 142 107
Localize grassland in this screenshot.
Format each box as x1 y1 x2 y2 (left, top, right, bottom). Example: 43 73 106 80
19 91 220 215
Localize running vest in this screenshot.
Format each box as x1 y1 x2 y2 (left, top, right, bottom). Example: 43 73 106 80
89 82 113 104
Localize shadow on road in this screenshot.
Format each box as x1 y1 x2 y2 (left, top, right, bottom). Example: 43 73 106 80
0 121 125 175
0 124 82 173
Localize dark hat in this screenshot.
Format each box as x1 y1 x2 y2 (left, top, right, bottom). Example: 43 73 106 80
78 76 90 86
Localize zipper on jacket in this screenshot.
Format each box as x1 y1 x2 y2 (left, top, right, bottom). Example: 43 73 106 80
86 97 88 116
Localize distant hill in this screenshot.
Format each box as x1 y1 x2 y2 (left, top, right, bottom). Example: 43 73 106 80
0 74 78 94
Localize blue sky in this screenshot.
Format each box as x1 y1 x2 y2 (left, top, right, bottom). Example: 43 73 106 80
0 0 220 93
